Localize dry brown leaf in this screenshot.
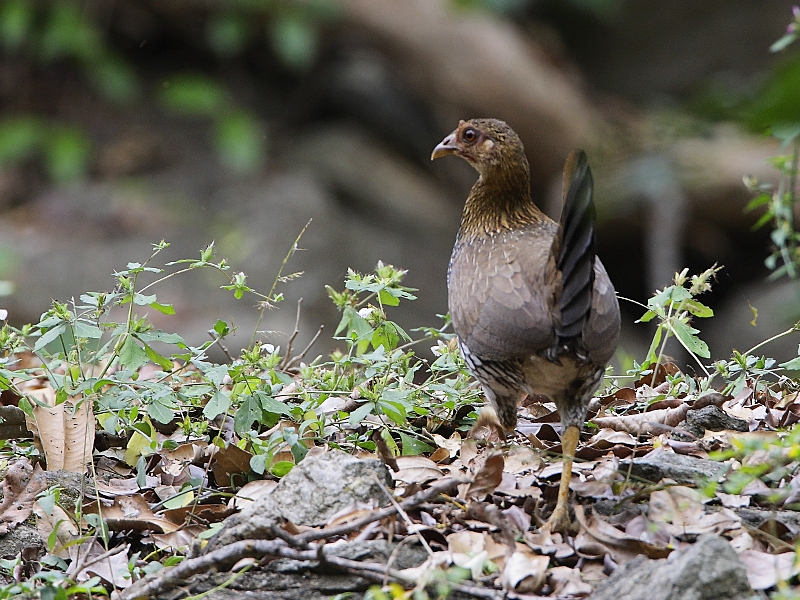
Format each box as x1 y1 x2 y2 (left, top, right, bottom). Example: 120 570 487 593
459 438 479 465
429 447 450 463
392 455 443 485
524 530 575 560
591 404 689 436
0 460 45 535
503 446 541 474
67 541 131 588
648 486 742 537
465 451 504 500
499 548 549 593
93 475 159 497
775 391 799 409
574 505 672 563
151 525 206 552
586 428 637 448
211 442 253 487
33 500 78 559
431 431 462 458
85 495 179 533
228 479 278 509
548 565 593 596
25 396 94 472
447 531 491 579
739 550 800 590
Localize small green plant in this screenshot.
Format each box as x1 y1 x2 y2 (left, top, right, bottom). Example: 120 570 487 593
743 5 800 281
634 264 720 376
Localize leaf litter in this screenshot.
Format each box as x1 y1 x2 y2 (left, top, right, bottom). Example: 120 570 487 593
3 349 800 598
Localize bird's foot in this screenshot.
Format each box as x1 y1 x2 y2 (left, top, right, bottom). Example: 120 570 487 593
543 503 575 534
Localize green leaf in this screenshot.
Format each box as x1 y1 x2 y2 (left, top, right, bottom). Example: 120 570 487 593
348 402 375 426
269 15 318 72
398 431 433 456
259 394 292 416
234 396 261 435
683 299 714 318
160 74 225 116
136 330 185 345
770 32 798 53
643 324 663 366
672 320 710 358
0 0 34 49
780 356 800 370
149 302 175 315
147 399 175 425
34 323 66 351
203 389 231 420
250 454 267 475
213 320 230 336
648 287 673 308
668 287 692 302
73 321 102 339
181 384 214 398
89 54 140 105
40 2 99 61
378 399 406 425
636 310 657 323
44 126 91 182
133 293 157 306
206 12 252 57
378 289 400 307
372 322 399 351
270 461 294 477
214 111 266 173
118 335 149 371
0 117 42 165
203 364 229 387
143 343 173 371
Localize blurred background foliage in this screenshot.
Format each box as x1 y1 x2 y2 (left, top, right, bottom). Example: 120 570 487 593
0 0 798 365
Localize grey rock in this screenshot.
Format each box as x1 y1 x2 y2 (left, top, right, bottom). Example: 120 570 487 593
621 451 728 484
673 405 748 441
270 449 393 526
0 406 31 440
590 534 754 600
0 524 43 560
205 450 393 551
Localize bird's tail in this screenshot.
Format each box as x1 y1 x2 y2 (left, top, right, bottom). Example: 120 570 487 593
553 149 596 348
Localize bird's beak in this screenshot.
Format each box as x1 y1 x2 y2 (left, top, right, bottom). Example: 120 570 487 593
431 131 459 160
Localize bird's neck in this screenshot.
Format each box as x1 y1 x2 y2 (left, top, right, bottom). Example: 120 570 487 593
459 165 546 237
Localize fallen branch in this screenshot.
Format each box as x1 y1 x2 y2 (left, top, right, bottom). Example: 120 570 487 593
120 476 466 599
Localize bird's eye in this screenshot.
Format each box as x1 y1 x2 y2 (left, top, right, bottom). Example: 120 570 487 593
462 128 477 143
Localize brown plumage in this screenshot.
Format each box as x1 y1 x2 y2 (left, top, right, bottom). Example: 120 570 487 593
432 119 620 531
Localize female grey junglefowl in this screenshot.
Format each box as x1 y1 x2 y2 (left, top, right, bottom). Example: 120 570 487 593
431 119 620 532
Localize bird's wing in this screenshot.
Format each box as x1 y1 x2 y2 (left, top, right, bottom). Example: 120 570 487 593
448 228 557 361
553 149 596 345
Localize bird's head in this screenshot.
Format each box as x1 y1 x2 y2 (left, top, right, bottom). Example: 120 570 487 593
431 118 528 179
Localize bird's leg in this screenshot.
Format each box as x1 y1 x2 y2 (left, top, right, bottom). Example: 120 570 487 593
545 424 580 533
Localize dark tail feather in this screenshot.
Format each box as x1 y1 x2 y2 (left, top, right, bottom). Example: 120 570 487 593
554 149 596 344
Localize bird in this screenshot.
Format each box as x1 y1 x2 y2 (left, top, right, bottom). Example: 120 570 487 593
431 119 620 532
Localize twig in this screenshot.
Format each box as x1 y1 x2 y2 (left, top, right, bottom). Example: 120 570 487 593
120 476 466 599
284 324 325 370
294 476 465 545
279 299 303 369
119 540 314 599
210 331 234 362
372 473 434 556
